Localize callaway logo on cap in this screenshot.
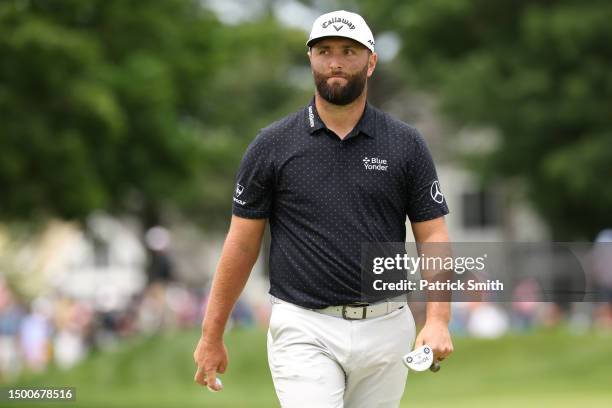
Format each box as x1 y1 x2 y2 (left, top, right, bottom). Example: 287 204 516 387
307 10 375 52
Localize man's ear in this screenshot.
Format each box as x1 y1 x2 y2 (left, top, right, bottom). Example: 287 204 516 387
367 52 378 78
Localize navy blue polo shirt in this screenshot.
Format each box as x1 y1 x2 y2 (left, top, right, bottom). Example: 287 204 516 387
232 99 449 308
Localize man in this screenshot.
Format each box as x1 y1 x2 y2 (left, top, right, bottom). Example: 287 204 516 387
194 10 453 407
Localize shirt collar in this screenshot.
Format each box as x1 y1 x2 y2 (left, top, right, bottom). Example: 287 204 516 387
304 98 326 134
304 97 376 138
355 101 376 138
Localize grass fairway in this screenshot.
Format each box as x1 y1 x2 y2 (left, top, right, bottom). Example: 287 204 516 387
4 327 612 408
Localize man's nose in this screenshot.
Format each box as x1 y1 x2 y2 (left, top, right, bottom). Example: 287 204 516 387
329 56 343 71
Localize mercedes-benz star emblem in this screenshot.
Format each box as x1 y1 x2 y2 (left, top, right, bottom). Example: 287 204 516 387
430 181 444 204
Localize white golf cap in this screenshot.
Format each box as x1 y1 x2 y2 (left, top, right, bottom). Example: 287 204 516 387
307 10 375 52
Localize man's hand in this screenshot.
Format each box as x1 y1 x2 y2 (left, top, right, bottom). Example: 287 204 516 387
414 319 453 363
193 337 228 391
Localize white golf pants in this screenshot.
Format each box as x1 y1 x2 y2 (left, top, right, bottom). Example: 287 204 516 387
267 296 417 408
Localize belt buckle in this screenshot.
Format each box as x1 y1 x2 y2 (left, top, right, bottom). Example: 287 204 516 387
342 303 369 320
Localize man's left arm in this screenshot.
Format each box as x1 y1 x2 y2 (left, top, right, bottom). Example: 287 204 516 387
411 216 454 363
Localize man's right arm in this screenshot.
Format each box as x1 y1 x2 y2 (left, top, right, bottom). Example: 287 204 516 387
194 215 266 390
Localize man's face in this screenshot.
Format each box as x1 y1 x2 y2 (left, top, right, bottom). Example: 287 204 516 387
308 37 377 106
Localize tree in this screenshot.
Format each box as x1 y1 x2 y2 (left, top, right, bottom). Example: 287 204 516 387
351 0 612 239
0 0 308 229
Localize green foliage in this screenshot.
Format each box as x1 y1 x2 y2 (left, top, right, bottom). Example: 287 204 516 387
355 0 612 239
0 0 307 227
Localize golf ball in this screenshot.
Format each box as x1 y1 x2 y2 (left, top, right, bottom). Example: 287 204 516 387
207 377 223 392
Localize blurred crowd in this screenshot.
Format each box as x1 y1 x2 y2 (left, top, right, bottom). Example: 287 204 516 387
2 276 611 382
445 300 612 339
1 229 611 382
0 278 266 383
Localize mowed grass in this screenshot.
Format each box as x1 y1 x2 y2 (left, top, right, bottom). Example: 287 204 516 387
4 327 612 408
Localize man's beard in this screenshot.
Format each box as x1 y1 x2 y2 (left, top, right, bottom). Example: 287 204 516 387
313 63 368 106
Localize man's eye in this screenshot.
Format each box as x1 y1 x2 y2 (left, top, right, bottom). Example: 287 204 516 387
319 49 329 55
344 49 355 55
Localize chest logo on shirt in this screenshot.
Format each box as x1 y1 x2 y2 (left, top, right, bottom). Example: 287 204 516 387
363 156 388 171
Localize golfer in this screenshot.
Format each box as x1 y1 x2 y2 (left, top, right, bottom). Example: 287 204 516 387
194 10 453 407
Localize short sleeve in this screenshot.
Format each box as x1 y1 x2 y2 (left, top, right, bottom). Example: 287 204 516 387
231 132 275 219
405 131 450 222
